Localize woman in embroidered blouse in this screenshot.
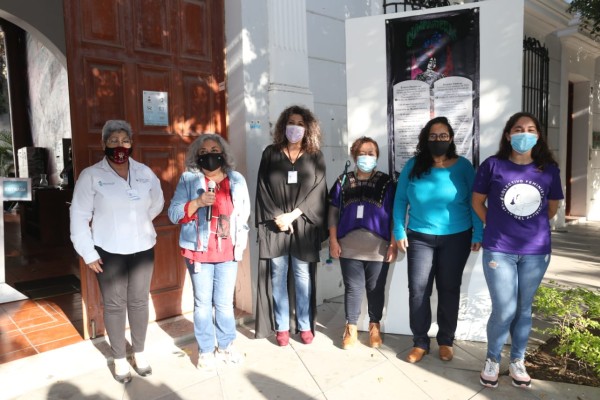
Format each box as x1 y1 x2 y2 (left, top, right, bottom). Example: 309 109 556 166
168 134 250 369
254 105 328 346
328 137 397 349
393 116 483 364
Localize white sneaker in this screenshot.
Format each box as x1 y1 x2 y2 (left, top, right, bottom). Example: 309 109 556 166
113 357 132 383
480 358 499 388
133 352 152 376
198 351 216 369
217 344 244 365
114 357 131 376
509 359 532 388
134 352 150 369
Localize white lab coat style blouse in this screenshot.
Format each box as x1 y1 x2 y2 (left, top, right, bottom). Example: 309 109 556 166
70 157 165 264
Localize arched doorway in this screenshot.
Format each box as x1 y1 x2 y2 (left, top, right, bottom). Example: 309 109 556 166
0 0 231 363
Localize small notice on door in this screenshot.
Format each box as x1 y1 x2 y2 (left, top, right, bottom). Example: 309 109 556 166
143 90 169 126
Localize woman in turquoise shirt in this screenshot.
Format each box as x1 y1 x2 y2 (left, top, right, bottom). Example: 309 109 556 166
393 116 483 363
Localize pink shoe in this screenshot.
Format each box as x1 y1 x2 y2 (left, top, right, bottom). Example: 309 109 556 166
276 330 290 346
300 330 314 344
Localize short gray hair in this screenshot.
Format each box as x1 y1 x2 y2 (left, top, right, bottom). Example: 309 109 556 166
102 120 133 142
185 133 235 173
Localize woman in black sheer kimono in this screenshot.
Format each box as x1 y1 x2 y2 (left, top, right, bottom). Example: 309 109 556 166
254 105 327 346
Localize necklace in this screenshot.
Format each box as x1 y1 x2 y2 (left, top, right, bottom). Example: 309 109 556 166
286 144 303 165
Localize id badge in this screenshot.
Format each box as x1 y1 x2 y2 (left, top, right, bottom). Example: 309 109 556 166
287 170 298 184
127 189 140 201
356 205 364 219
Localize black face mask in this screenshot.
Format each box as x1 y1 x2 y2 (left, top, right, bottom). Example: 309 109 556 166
197 153 224 172
427 141 450 157
105 146 133 164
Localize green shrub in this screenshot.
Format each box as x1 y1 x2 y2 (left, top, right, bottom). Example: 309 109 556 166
534 283 600 376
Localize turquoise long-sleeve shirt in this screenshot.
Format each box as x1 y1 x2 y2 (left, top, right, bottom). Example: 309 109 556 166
393 156 483 243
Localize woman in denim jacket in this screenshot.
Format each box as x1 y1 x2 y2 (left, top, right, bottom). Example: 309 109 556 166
168 134 250 369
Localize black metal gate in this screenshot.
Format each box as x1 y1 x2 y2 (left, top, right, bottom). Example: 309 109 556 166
383 1 451 13
522 36 549 135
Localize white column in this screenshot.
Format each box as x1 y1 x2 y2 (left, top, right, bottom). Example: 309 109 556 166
267 0 314 119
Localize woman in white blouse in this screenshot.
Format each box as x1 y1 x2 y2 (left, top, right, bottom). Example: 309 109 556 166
70 120 164 383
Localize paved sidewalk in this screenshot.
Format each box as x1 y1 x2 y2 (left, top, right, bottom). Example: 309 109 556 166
1 222 599 400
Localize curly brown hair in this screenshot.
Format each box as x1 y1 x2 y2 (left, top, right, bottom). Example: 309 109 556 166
350 136 379 160
272 105 321 154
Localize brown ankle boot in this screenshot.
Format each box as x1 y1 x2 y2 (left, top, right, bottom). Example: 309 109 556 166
369 322 382 348
342 324 358 349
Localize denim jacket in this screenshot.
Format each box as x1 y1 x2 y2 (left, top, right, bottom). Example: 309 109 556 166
168 170 251 261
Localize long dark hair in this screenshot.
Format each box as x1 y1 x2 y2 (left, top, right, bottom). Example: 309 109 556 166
272 105 321 154
496 112 557 170
409 116 457 180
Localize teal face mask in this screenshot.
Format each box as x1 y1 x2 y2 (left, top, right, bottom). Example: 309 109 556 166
510 133 538 154
356 155 377 173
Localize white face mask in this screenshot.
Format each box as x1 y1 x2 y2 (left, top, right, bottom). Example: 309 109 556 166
356 155 377 173
285 125 305 144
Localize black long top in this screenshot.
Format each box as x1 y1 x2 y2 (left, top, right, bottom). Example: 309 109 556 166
255 144 327 262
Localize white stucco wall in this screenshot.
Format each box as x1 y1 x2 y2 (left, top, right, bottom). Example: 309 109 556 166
590 58 600 220
25 34 71 186
224 0 600 322
225 0 385 311
563 45 600 219
571 81 592 216
346 0 524 340
305 1 385 305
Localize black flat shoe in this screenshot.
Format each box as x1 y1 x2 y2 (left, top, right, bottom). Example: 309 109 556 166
134 364 152 377
114 371 132 384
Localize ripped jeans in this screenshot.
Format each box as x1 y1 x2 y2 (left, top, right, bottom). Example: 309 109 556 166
482 249 550 362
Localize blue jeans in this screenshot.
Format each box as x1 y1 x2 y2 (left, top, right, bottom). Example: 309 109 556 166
185 259 238 354
406 229 472 350
271 255 312 331
340 258 389 325
482 249 550 362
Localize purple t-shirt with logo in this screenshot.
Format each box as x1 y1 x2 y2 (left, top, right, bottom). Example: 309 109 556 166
473 156 564 255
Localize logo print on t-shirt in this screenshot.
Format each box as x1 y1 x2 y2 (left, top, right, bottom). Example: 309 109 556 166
501 182 542 219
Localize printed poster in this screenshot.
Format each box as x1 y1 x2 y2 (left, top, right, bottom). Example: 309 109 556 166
386 9 480 174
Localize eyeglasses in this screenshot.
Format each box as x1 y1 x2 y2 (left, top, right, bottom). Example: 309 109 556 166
106 138 132 146
428 133 450 141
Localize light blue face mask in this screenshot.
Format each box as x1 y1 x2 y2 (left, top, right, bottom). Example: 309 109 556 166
356 155 377 173
510 133 538 154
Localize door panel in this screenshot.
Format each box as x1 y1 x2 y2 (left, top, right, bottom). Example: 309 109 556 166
133 0 171 54
64 0 226 339
180 0 212 60
84 60 128 128
80 0 124 47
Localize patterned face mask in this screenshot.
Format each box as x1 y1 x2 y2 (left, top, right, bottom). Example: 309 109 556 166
105 147 132 164
285 125 305 144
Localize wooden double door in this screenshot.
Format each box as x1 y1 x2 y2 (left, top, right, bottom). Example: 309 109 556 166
63 0 226 338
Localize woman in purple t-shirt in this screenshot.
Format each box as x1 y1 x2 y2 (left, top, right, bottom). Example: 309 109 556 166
472 112 564 390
